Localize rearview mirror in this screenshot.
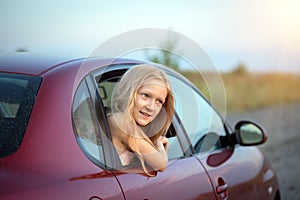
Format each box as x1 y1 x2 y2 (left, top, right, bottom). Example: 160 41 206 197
234 121 267 146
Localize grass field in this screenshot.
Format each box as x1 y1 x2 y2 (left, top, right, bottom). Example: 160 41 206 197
181 71 300 113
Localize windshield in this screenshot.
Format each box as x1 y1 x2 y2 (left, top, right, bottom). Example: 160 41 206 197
0 72 41 158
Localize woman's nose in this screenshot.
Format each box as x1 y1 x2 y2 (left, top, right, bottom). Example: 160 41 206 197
146 99 155 110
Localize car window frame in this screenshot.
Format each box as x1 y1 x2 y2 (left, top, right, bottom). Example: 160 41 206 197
90 64 138 170
85 73 122 169
90 64 195 169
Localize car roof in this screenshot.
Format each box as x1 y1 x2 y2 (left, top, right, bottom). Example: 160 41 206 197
0 53 151 77
0 53 84 76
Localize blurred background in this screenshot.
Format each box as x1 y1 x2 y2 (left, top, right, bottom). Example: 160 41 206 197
1 0 299 199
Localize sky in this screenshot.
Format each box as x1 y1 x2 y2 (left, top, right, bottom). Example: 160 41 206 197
0 0 299 73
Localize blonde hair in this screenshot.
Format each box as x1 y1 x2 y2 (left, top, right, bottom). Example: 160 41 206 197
111 64 174 174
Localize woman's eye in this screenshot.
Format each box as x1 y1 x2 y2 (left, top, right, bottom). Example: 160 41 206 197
156 100 163 105
141 93 149 98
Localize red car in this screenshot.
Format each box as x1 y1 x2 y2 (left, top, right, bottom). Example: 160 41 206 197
0 54 280 200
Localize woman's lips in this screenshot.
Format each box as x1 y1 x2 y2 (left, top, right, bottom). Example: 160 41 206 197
140 111 152 118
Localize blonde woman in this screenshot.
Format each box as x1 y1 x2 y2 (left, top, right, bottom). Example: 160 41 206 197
107 64 174 175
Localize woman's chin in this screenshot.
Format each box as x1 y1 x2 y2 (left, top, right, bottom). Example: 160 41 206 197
136 119 151 127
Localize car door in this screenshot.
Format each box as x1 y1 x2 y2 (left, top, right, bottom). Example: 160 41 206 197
90 64 217 200
108 120 216 200
169 72 268 200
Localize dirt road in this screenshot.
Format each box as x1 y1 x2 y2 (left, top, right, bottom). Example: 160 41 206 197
227 103 300 200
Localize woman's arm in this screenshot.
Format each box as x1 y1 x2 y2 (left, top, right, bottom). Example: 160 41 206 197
137 136 169 172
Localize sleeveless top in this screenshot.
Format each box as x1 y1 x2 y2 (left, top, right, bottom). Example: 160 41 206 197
118 149 134 166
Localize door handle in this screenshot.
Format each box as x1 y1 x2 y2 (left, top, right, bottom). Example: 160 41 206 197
216 183 228 194
216 178 228 200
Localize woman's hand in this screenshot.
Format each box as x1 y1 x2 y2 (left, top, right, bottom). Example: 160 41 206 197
157 136 169 152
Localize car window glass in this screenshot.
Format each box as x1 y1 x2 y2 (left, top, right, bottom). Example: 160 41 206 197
168 75 226 154
0 73 41 158
72 80 105 165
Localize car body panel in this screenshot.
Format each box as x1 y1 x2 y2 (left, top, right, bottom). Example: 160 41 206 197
0 53 80 76
0 56 125 199
114 157 216 199
0 54 280 199
196 147 279 200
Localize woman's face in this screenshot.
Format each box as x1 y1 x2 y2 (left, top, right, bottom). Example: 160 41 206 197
133 82 168 127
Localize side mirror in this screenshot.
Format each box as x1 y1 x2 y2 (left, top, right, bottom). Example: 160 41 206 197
234 121 267 146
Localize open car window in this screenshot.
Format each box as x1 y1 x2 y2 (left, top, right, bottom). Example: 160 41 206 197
94 65 186 163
